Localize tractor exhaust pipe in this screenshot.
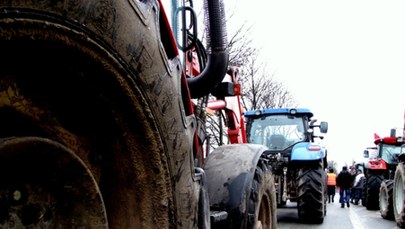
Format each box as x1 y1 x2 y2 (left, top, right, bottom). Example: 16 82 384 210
187 0 229 98
391 128 396 137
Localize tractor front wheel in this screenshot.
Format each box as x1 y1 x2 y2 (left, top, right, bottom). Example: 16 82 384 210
393 163 405 227
365 174 384 210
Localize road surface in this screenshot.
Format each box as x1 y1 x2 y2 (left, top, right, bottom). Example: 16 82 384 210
277 198 398 229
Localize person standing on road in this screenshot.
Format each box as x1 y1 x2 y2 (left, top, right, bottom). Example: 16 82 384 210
349 166 357 203
352 169 365 205
336 166 353 208
327 168 337 203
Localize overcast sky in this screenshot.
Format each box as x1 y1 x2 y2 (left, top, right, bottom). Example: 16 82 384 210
231 0 405 168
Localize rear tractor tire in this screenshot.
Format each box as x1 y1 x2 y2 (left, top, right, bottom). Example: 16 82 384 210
297 162 326 224
0 137 108 228
0 1 196 228
393 163 405 228
248 160 277 229
380 179 394 220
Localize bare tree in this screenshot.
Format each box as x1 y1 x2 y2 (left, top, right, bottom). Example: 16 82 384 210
327 160 338 173
227 23 257 67
205 109 224 146
205 51 296 151
239 54 296 111
203 4 296 151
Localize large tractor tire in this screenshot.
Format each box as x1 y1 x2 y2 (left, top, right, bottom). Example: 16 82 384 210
393 163 405 228
323 171 328 216
380 179 394 220
0 1 197 228
0 137 109 228
297 161 326 224
362 182 367 207
204 144 277 229
249 159 277 229
365 173 384 210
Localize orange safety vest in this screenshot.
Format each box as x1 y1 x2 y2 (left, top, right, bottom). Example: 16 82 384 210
327 173 337 186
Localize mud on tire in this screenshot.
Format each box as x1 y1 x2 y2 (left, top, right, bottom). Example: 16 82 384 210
0 1 195 228
248 159 277 229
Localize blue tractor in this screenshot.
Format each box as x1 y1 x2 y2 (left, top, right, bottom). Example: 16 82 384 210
244 108 328 223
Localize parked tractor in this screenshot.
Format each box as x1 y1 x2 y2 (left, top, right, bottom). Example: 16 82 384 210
0 0 276 228
244 108 328 223
361 133 402 211
368 125 405 227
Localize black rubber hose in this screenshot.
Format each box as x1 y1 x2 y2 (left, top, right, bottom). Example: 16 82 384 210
187 0 229 99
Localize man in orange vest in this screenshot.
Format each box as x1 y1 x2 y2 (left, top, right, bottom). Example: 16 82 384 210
327 168 337 203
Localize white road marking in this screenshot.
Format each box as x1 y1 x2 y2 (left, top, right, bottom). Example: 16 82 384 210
349 206 365 229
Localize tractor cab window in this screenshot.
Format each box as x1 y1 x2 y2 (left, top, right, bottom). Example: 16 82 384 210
366 148 379 159
248 115 306 150
380 144 402 164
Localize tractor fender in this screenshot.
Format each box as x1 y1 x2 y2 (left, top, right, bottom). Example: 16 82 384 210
291 142 326 161
203 143 269 228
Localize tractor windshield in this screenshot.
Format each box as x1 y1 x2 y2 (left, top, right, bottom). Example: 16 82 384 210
380 144 402 164
248 115 306 150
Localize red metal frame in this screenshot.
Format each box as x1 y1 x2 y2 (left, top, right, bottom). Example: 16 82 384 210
206 67 247 144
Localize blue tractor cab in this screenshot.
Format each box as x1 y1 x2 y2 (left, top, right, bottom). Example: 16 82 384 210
245 108 327 161
244 108 328 223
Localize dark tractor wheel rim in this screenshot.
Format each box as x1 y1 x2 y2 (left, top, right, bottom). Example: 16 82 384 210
257 193 272 229
0 137 108 228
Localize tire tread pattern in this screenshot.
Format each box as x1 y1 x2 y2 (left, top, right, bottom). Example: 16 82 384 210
366 174 384 210
380 179 394 220
297 163 325 224
247 158 277 229
394 163 405 228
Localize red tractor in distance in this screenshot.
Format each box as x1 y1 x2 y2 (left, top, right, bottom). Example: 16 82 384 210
362 133 402 211
371 115 405 228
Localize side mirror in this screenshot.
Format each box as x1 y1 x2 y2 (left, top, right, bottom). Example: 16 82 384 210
363 150 369 158
320 121 328 133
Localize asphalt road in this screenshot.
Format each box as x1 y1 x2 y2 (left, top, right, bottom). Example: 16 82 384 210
277 197 398 229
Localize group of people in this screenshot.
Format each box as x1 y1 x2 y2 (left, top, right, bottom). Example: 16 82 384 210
327 166 365 208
